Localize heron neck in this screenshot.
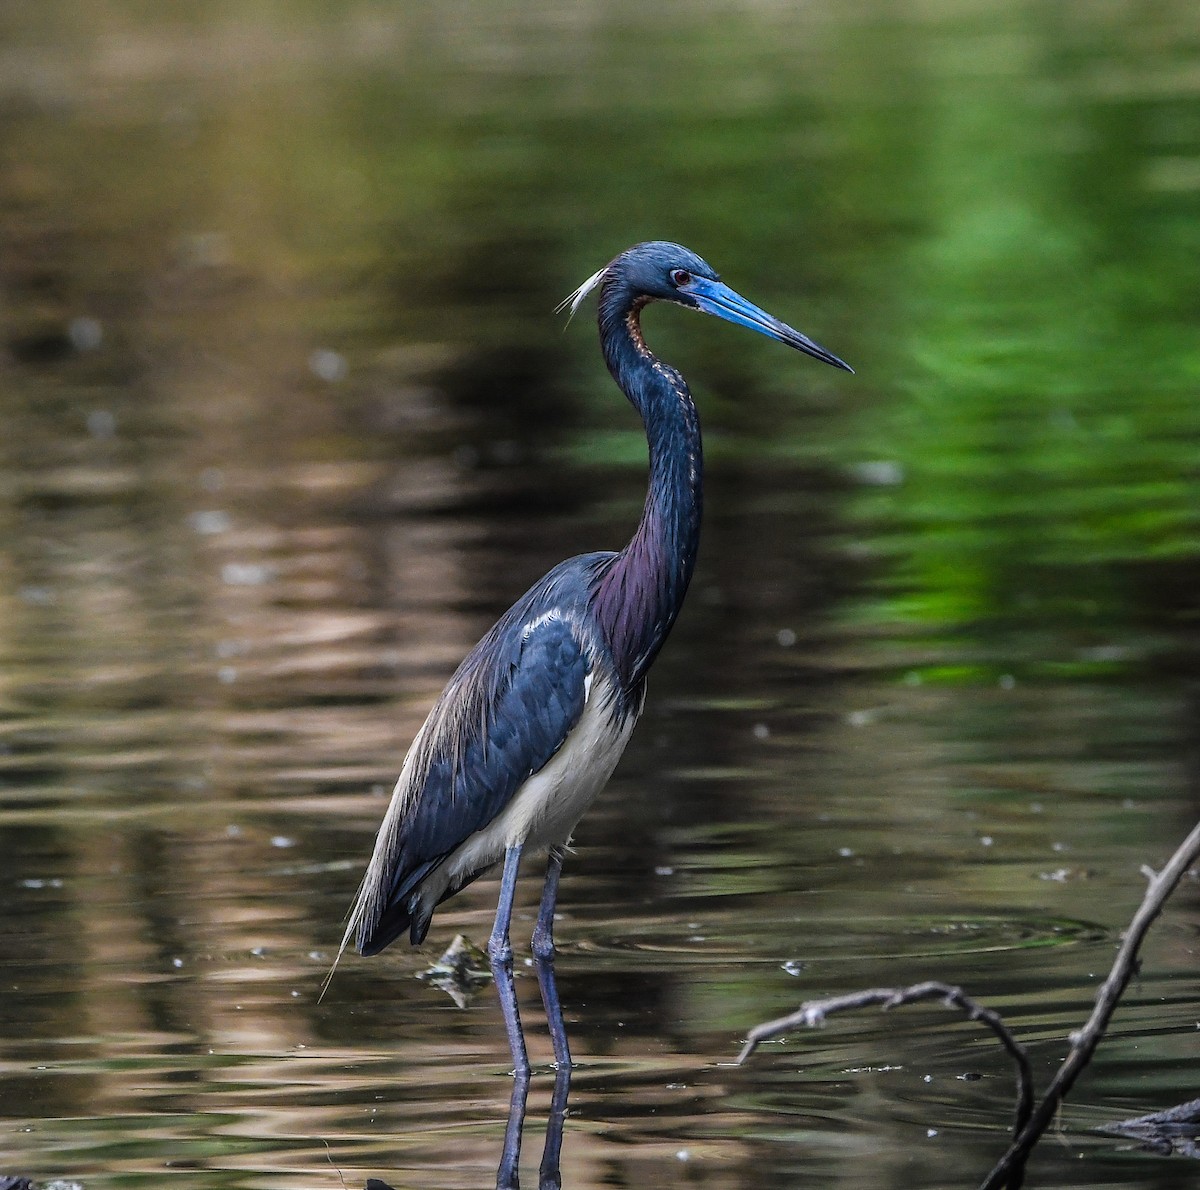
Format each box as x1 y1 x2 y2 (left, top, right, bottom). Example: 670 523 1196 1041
593 296 703 692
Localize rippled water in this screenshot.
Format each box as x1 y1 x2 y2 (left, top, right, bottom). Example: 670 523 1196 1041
2 4 1200 1189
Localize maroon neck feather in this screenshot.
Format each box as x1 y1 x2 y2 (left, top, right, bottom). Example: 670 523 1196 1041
591 285 703 693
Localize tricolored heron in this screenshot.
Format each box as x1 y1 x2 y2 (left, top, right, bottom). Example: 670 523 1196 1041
342 241 851 1073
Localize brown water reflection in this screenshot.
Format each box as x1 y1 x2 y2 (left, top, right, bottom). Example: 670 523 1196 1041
3 3 1200 1190
4 434 1196 1189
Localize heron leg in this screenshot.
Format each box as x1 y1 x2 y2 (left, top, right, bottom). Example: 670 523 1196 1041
487 844 530 1078
531 845 572 1070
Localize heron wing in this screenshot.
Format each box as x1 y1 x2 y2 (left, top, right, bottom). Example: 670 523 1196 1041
354 605 591 952
404 610 590 865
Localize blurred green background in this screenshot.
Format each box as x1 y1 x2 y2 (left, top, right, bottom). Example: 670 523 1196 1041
5 1 1198 666
1 4 1199 1189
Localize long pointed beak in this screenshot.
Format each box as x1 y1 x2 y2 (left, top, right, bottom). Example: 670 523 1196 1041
685 277 854 373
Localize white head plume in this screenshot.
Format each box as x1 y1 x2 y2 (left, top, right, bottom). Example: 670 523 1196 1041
556 263 609 324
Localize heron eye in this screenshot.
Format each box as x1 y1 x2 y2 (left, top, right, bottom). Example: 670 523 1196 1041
670 269 691 287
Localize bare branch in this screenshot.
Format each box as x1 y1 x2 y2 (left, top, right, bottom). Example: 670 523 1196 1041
738 979 1034 1140
738 820 1200 1189
977 818 1200 1190
1100 1096 1200 1159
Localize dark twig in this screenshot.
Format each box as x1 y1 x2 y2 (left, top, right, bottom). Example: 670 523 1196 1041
738 820 1200 1190
738 980 1035 1140
977 818 1200 1190
1101 1095 1200 1158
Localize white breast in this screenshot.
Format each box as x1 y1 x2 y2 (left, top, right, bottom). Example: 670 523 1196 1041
415 672 638 915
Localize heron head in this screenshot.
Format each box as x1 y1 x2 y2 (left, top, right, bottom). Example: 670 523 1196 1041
562 241 853 374
612 241 720 304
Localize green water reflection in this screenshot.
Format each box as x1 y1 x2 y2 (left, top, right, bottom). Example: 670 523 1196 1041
1 3 1199 1189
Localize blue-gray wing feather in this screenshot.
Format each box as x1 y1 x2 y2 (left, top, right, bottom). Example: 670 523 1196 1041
353 579 598 953
401 613 588 863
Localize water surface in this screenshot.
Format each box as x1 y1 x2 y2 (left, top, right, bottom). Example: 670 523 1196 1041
1 4 1199 1188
